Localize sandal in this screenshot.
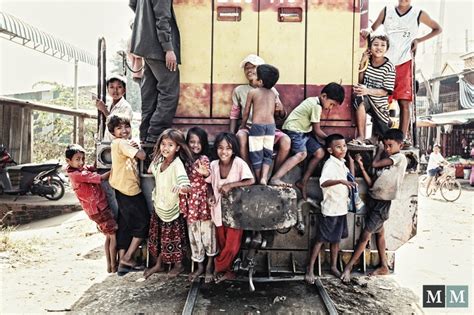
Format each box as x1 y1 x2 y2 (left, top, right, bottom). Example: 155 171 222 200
347 139 364 146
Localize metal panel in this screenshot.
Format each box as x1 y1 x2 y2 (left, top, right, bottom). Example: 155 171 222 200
174 1 213 118
212 0 258 118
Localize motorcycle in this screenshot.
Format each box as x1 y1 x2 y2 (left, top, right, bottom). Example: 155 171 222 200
0 145 66 200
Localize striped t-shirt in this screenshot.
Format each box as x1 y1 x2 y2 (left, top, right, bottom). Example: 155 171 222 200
150 157 190 222
363 58 396 113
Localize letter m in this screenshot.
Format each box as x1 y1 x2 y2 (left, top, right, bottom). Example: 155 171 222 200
423 285 445 308
447 286 469 308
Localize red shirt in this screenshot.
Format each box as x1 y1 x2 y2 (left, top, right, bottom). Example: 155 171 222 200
67 165 109 216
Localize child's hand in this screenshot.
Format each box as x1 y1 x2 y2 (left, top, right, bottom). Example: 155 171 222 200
195 160 210 177
377 142 385 153
96 99 107 113
218 184 232 195
360 28 371 38
360 49 370 64
353 84 368 96
354 153 364 165
339 180 357 189
208 195 216 207
129 139 140 149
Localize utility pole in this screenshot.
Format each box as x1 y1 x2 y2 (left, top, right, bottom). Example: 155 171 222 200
431 0 445 114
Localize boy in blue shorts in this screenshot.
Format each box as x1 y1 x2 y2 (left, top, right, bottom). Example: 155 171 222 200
269 82 345 200
305 134 355 284
240 64 280 185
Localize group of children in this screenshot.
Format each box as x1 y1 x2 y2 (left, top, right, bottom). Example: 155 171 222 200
66 0 442 284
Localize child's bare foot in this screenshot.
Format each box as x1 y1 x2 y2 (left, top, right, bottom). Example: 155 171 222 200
168 263 185 278
188 264 205 282
107 264 112 273
120 258 137 268
305 271 316 284
330 266 342 278
295 181 307 200
204 271 214 283
340 269 352 283
260 178 268 185
368 265 389 276
143 263 165 279
269 178 292 187
215 271 236 283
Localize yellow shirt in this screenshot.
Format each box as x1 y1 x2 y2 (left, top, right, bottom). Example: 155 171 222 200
109 138 140 196
282 97 322 133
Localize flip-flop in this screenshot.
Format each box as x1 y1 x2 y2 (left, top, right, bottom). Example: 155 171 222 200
347 139 364 146
117 265 131 276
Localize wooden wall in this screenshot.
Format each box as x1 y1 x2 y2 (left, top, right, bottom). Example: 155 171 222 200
0 103 32 164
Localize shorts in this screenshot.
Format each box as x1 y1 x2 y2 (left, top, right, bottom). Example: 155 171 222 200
237 127 286 145
364 196 391 233
115 190 151 239
428 166 443 177
188 220 218 262
284 130 322 155
249 123 275 169
316 214 348 243
353 95 390 137
89 208 118 235
390 60 413 102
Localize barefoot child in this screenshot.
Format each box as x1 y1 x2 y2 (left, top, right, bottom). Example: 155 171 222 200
145 129 192 279
66 144 118 273
240 64 280 185
180 127 218 283
206 133 255 283
108 115 150 273
305 134 356 284
269 82 346 200
340 129 407 283
350 35 395 145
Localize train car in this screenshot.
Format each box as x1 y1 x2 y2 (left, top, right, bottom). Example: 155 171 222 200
97 0 418 290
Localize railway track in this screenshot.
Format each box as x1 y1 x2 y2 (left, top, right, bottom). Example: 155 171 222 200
181 276 338 315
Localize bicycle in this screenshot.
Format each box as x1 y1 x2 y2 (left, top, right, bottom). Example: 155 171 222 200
419 164 462 202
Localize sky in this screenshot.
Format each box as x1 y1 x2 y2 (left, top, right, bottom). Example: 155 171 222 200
0 0 472 95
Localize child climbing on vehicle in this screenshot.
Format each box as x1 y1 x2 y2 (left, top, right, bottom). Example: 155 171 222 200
65 144 118 273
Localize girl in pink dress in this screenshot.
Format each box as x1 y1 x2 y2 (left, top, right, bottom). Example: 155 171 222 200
180 127 217 283
206 132 255 283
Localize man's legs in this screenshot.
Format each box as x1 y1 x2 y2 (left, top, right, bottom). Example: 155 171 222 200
145 59 180 143
140 61 158 143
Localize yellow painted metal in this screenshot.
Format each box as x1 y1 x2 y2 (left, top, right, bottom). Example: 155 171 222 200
258 3 305 85
306 7 354 85
212 1 258 84
174 2 212 84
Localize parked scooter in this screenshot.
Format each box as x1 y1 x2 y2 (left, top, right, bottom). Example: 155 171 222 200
0 145 66 200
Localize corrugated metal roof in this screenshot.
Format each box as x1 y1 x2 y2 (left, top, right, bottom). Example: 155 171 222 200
0 11 96 66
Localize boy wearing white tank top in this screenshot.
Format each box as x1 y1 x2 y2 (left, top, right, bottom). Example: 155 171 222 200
361 0 442 147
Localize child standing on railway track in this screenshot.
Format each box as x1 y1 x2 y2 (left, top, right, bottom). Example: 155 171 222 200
340 129 407 283
144 129 192 279
305 134 355 284
65 144 118 273
207 132 255 283
180 127 218 283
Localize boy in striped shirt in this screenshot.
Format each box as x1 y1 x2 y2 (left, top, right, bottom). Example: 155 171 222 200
351 35 395 146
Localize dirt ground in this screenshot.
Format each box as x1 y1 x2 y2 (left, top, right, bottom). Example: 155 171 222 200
1 185 472 314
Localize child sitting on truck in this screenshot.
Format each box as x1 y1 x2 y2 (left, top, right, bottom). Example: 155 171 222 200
341 129 407 283
65 144 118 273
240 64 280 185
269 82 346 201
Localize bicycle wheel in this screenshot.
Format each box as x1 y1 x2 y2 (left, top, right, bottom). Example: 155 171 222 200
418 175 428 197
440 178 462 202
